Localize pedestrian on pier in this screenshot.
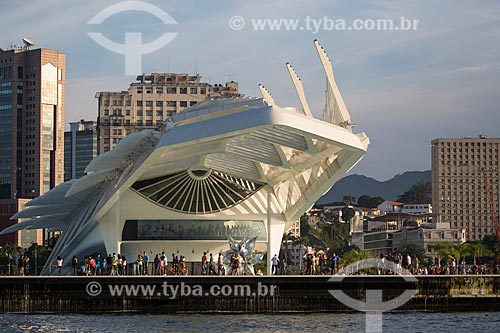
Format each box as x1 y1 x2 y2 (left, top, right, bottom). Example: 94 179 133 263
56 256 63 276
71 256 78 276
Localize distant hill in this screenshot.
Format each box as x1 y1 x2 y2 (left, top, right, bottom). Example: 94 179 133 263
317 170 431 204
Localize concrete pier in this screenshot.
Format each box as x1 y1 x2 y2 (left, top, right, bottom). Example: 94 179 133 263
0 276 499 313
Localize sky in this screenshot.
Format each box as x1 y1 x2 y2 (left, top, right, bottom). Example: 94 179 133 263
3 0 500 180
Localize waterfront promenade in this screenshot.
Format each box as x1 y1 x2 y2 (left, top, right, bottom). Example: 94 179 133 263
1 275 499 313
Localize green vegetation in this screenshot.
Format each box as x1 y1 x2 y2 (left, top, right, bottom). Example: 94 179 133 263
340 207 355 222
357 194 384 208
340 248 370 267
430 241 496 266
292 213 354 257
342 195 356 205
0 242 52 275
397 180 432 204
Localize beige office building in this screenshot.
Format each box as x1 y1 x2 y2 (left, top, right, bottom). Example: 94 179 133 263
96 73 239 154
431 135 500 241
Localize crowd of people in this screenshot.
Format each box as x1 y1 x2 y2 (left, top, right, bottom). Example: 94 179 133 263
53 250 500 276
67 251 193 276
291 251 500 276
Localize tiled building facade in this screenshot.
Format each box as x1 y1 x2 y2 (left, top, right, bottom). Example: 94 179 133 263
96 73 239 154
431 136 500 241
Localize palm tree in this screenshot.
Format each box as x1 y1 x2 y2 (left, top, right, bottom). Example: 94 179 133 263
461 243 493 266
430 242 454 267
339 248 370 274
0 243 21 275
343 195 356 205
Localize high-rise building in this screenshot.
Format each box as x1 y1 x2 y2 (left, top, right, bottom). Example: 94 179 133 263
431 135 500 241
0 44 65 247
95 73 239 154
64 120 97 181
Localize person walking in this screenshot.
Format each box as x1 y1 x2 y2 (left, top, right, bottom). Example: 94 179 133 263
208 253 217 275
56 256 63 275
271 254 279 275
279 255 287 275
217 253 225 275
143 251 149 275
330 253 339 275
201 252 208 275
122 255 127 275
111 253 118 276
71 256 78 276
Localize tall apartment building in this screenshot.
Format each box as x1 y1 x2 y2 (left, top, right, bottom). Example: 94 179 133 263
431 135 500 241
0 45 65 247
96 73 239 154
64 120 97 181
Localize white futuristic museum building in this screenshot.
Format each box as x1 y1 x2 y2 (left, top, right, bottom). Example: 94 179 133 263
1 41 369 275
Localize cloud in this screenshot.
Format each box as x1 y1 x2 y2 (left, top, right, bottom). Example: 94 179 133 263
7 0 500 180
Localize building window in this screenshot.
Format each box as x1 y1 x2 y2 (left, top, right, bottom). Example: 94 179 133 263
180 101 187 107
137 100 143 107
179 87 187 94
146 101 153 107
167 88 176 94
156 101 163 107
167 101 176 107
190 88 197 94
190 101 197 106
200 87 206 94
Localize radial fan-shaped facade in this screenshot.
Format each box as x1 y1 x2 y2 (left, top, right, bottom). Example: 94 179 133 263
131 169 264 214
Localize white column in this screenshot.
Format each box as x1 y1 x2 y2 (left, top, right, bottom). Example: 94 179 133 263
267 185 272 275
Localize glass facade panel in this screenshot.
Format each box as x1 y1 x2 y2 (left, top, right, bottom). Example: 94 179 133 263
41 63 58 105
0 81 12 198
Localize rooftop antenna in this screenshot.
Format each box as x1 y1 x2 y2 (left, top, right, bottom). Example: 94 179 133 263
194 60 198 75
22 37 35 50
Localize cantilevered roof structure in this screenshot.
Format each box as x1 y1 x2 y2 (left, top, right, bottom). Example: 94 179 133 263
1 40 369 275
